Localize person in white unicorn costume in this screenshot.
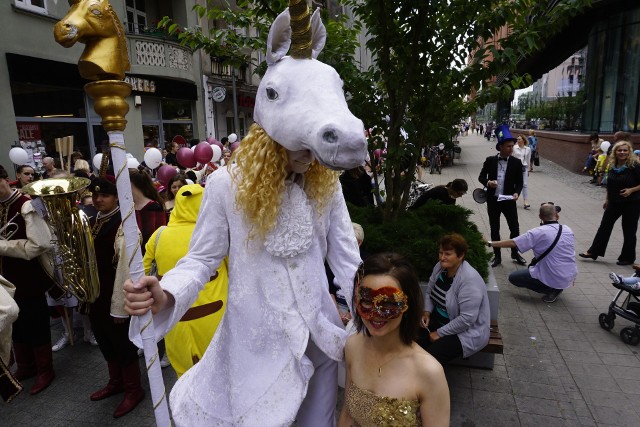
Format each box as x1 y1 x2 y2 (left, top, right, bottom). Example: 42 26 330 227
123 1 367 425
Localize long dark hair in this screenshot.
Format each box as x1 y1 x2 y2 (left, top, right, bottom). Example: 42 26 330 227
129 169 163 207
353 252 423 345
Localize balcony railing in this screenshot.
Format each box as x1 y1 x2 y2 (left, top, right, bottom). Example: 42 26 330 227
126 33 193 74
211 58 247 82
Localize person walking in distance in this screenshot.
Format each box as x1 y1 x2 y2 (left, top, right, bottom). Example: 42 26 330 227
478 125 525 267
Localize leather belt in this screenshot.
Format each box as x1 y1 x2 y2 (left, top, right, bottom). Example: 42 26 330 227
180 300 223 322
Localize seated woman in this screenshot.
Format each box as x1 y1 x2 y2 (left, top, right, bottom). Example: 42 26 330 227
339 253 450 427
417 234 490 365
408 179 467 210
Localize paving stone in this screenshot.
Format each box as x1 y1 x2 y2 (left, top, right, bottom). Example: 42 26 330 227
573 375 622 393
597 352 640 367
510 380 556 399
591 405 640 426
581 389 633 410
472 389 517 411
515 395 566 418
518 412 567 427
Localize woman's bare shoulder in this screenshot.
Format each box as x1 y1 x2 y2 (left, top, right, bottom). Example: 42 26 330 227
410 343 446 380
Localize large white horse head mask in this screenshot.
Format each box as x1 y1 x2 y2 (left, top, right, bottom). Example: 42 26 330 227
253 1 367 170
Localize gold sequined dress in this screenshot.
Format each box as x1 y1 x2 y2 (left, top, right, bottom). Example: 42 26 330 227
345 381 421 426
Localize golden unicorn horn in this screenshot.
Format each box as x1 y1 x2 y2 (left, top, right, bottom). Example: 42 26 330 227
289 0 312 59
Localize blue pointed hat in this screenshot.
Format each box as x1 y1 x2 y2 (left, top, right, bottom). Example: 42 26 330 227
494 124 517 150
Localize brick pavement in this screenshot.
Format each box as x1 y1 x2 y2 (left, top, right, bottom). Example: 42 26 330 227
4 133 639 426
436 133 640 427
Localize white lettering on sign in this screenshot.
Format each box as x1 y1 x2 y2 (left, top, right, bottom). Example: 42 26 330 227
124 76 157 93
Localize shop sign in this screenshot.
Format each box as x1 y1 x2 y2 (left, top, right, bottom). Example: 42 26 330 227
125 76 157 93
17 122 41 141
212 86 226 102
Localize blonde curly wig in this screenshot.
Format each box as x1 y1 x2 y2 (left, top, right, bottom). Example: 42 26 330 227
230 123 339 240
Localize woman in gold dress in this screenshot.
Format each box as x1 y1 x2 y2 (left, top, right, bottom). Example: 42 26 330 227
339 253 450 427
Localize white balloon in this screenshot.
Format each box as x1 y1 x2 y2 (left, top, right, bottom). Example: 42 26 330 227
93 153 103 170
127 157 140 169
438 143 445 150
126 153 134 158
144 148 162 169
9 147 29 165
211 145 222 163
228 133 238 143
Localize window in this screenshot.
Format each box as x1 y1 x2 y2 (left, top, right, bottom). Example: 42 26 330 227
15 0 47 14
126 0 147 33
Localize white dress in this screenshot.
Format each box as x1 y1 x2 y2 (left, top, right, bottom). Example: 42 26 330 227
146 167 361 426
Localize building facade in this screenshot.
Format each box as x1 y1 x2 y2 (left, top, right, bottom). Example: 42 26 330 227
1 0 205 172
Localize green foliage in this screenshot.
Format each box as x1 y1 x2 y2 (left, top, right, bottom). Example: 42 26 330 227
343 0 590 220
524 89 586 130
348 201 493 282
159 0 591 221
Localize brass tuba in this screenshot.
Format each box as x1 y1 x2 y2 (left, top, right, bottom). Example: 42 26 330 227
22 177 100 303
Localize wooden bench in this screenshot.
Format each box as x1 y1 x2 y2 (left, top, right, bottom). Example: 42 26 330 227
481 320 504 354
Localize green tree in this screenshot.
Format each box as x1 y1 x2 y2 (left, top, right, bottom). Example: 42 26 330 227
343 0 590 220
161 0 590 221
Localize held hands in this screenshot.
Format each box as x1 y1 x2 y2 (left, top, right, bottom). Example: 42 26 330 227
429 330 440 342
512 193 519 201
123 276 171 316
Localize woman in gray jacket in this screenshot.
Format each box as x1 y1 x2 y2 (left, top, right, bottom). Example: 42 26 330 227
418 234 490 364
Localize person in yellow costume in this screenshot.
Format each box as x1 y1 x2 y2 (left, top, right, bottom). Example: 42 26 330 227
143 184 228 377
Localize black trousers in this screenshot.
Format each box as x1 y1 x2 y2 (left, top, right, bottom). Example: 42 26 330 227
12 295 50 347
588 201 640 262
487 198 520 258
89 311 138 367
417 322 464 365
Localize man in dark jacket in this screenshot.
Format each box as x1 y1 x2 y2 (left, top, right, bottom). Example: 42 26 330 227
478 125 525 267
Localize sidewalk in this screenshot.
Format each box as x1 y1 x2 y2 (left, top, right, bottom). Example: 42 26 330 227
439 133 640 427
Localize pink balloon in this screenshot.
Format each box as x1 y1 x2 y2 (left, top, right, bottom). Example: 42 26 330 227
230 141 240 153
177 147 197 168
373 149 383 159
194 142 214 164
206 136 217 144
210 140 224 151
157 165 178 186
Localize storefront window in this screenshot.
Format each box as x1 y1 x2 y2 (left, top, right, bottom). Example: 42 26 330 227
161 100 193 121
12 82 86 118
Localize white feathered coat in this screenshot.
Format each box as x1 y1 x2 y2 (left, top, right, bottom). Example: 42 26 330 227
142 167 361 426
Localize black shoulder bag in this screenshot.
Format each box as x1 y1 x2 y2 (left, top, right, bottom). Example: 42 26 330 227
529 225 562 267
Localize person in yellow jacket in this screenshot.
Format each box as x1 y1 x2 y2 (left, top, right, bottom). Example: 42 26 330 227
143 184 228 377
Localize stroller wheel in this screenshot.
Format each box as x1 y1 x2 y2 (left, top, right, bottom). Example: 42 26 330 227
599 313 615 330
620 327 640 346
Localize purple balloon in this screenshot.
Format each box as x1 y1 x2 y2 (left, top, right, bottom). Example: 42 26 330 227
177 147 197 168
194 142 214 164
373 149 383 159
230 141 240 153
157 165 178 186
206 136 217 144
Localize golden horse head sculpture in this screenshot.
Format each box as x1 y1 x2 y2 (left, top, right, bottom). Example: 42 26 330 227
54 0 130 81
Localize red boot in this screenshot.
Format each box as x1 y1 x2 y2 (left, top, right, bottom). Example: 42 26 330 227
113 361 145 418
12 343 36 381
90 361 124 401
30 344 55 394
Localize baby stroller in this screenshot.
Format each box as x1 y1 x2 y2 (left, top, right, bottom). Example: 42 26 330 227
599 268 640 345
